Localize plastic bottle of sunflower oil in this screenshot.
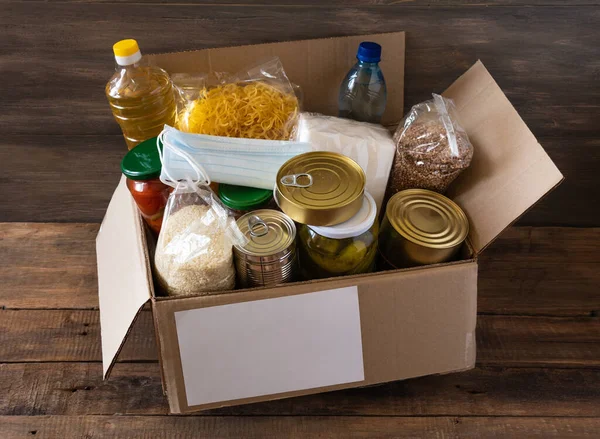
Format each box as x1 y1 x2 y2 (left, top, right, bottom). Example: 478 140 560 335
106 39 176 150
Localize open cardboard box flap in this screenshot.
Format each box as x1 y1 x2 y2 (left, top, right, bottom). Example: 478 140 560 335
444 61 563 253
97 176 153 378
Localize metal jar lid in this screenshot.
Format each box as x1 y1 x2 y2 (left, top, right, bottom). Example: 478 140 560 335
386 189 469 249
234 209 296 260
275 151 365 226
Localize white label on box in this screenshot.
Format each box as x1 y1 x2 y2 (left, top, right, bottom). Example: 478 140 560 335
175 286 364 407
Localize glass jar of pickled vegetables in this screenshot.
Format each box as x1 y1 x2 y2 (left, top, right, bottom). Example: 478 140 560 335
121 137 171 235
218 183 275 220
298 192 378 279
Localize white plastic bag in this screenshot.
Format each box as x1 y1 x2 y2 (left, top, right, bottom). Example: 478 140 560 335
154 178 247 297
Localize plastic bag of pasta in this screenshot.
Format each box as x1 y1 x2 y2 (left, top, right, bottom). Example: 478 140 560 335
388 94 474 195
175 57 300 141
154 177 247 297
171 73 207 109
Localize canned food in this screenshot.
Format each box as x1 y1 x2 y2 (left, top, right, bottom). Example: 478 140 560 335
275 151 365 226
379 189 469 269
234 210 297 288
298 192 378 279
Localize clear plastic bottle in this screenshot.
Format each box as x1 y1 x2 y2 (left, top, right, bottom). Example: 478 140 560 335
338 42 387 124
106 39 176 150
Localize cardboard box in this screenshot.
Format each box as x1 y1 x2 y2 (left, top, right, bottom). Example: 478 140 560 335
97 32 563 413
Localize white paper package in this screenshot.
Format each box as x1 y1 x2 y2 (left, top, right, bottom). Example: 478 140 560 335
295 113 396 211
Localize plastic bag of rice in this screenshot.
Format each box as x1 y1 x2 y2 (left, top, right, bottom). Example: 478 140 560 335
154 181 246 296
388 94 473 195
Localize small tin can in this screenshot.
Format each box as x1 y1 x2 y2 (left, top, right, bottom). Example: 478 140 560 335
275 151 365 226
234 209 297 288
379 189 469 269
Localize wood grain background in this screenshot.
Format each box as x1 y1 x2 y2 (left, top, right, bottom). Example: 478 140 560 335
1 2 599 437
1 223 599 438
0 1 598 225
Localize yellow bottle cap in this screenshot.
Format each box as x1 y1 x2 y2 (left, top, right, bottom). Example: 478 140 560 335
113 39 140 58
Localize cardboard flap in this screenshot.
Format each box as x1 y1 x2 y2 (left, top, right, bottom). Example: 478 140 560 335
147 32 405 125
444 61 563 253
96 176 153 378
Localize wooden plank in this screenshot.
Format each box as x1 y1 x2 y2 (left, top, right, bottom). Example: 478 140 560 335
0 136 597 226
2 363 600 416
0 223 101 309
0 5 598 139
3 415 600 438
0 309 157 362
1 309 598 365
0 136 123 224
478 227 600 316
9 0 600 5
477 315 600 367
2 224 598 315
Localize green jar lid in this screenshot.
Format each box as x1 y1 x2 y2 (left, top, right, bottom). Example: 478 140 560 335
219 184 273 211
120 137 162 180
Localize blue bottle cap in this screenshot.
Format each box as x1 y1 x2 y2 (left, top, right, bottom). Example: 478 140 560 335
356 42 382 63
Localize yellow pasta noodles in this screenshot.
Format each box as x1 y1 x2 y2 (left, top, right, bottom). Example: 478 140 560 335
176 82 299 140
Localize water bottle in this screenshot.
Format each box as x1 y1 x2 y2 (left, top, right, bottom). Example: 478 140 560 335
338 42 387 124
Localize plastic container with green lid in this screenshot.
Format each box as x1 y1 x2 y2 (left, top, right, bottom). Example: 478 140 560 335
218 184 274 219
121 137 171 235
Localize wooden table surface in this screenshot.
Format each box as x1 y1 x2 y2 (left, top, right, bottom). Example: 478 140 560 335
1 0 599 437
0 225 599 438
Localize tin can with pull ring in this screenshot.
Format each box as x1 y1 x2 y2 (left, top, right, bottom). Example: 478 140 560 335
275 151 366 226
233 210 298 288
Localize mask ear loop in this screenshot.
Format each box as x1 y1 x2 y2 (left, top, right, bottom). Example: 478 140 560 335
157 128 248 247
157 128 212 188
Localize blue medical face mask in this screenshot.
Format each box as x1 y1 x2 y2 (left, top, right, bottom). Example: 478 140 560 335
157 125 311 190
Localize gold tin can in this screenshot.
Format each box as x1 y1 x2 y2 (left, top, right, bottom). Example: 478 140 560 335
234 209 297 288
379 189 469 269
275 151 365 226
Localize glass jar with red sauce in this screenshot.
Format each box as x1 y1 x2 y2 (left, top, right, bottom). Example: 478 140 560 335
120 137 171 235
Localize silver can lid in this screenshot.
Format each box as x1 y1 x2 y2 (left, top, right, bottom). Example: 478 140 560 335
234 209 296 257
